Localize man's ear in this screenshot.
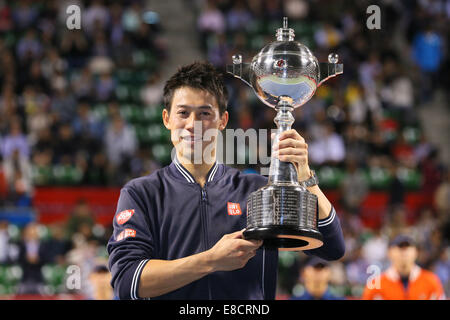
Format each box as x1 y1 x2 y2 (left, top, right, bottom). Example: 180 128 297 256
219 111 229 130
162 108 170 130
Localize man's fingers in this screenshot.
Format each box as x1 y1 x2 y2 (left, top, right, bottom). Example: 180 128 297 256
227 229 245 239
245 250 258 260
278 129 305 143
235 238 263 250
224 230 263 251
273 138 307 151
275 147 307 156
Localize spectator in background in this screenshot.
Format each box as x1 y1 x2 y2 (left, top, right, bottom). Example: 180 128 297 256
433 249 450 297
1 118 30 160
413 134 434 165
0 160 7 204
71 66 94 100
50 87 77 123
65 199 95 240
387 161 406 207
82 0 110 36
109 2 124 47
379 70 415 125
91 30 111 58
104 114 137 170
140 72 164 107
411 24 444 102
0 220 10 264
95 71 116 102
53 122 78 163
291 257 343 300
434 169 450 217
66 236 103 299
345 245 370 293
84 152 110 186
420 149 444 203
88 264 113 300
15 29 42 63
264 0 283 20
339 157 368 215
226 0 252 32
197 1 226 50
17 222 46 295
25 61 50 94
72 101 105 142
12 0 38 30
382 205 411 240
358 52 382 94
41 47 68 87
41 223 71 265
344 124 370 167
362 235 445 300
0 84 18 131
361 228 388 268
122 0 142 33
0 1 13 32
309 122 346 165
59 29 90 69
2 149 33 206
1 118 33 205
207 33 229 68
314 22 343 49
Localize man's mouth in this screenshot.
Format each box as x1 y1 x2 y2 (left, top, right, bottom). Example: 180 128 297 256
181 136 203 144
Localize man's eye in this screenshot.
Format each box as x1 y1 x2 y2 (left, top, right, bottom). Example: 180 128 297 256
201 112 211 116
177 111 188 115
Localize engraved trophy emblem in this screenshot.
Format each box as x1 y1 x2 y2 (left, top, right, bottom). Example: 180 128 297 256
227 17 343 250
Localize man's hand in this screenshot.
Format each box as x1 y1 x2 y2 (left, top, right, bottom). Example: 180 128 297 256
206 229 263 272
272 129 311 181
138 230 262 298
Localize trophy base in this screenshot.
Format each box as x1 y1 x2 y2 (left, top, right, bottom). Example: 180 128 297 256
243 225 323 251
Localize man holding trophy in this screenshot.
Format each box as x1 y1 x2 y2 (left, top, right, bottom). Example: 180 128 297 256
107 18 345 300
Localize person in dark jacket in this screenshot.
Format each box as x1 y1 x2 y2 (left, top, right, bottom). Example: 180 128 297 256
17 222 46 294
291 257 343 300
107 61 345 300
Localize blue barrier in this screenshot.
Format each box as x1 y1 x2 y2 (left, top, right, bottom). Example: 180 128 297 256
0 208 36 226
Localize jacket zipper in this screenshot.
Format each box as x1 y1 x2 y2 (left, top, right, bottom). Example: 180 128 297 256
200 186 212 299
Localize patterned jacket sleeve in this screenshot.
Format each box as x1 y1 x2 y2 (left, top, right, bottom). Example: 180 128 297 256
107 186 154 300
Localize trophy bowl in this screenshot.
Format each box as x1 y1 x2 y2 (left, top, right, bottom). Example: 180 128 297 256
227 17 343 251
249 40 319 109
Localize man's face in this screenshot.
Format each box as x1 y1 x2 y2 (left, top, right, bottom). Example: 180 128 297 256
388 244 418 275
162 86 228 164
302 264 331 297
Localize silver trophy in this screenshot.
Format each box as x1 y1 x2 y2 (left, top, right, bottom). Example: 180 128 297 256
227 17 343 251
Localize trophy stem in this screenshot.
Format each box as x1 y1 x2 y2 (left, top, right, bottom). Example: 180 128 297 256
268 100 299 186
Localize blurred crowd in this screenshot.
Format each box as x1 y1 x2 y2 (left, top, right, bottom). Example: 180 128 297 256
0 199 113 299
0 0 168 208
0 0 449 299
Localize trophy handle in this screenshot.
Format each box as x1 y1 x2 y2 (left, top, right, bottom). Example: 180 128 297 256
226 55 252 88
318 62 343 87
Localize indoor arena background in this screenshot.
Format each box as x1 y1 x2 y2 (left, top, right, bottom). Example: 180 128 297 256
0 0 448 300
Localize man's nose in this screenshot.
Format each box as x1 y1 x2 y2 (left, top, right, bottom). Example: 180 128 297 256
185 113 199 131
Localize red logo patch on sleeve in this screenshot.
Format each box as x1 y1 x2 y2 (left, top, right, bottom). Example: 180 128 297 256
116 228 137 241
116 209 135 225
227 202 242 215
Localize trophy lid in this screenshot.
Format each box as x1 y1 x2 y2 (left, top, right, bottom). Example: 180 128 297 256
276 17 295 41
250 17 320 108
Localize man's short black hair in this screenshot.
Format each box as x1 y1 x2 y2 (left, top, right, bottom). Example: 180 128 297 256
163 61 228 115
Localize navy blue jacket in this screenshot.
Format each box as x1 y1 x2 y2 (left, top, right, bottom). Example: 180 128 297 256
107 159 345 300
